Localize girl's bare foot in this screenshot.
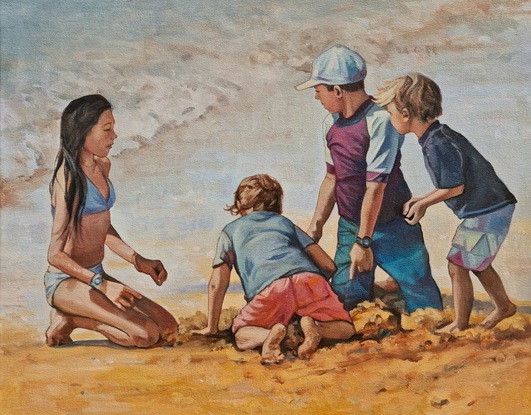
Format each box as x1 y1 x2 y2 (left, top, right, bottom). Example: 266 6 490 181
298 316 322 360
45 308 74 346
261 324 286 364
480 302 517 329
435 320 468 334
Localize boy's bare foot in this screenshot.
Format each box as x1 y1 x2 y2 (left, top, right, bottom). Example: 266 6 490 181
480 302 517 329
435 321 468 334
297 316 322 360
45 308 74 346
261 324 286 364
374 277 400 293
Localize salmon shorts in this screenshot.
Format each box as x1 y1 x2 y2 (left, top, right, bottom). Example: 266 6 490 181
232 272 352 333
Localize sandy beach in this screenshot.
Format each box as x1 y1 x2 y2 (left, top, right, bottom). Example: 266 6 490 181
2 291 531 415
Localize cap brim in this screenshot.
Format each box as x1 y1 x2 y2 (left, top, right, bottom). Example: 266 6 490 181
295 79 321 91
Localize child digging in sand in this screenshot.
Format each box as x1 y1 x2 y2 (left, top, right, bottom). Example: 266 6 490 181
373 73 518 333
193 174 355 362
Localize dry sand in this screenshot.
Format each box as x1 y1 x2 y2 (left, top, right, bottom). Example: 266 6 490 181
2 291 530 415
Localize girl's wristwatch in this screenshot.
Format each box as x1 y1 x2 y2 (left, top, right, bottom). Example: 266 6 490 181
89 273 104 290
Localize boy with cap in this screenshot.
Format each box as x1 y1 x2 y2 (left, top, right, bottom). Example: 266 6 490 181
373 72 517 332
296 44 442 312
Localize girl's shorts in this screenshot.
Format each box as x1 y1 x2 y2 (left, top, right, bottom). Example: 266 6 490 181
231 272 352 333
447 204 515 272
44 263 104 307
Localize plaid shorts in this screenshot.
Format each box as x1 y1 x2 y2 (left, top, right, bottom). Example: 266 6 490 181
447 204 515 271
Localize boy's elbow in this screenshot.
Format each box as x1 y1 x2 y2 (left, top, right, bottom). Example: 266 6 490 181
452 184 464 197
322 262 337 278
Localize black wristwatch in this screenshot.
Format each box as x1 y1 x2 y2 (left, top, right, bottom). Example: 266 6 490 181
89 273 104 290
355 235 373 249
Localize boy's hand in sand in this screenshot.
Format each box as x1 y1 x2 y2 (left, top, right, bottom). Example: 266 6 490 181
192 326 218 336
134 253 168 286
100 280 142 311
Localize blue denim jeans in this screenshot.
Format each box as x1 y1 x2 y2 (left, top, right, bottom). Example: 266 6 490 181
331 216 442 312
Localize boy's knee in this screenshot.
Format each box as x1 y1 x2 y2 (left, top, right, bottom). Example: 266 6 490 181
234 330 257 351
447 261 464 279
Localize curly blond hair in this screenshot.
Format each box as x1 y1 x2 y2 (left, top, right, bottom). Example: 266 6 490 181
373 72 442 122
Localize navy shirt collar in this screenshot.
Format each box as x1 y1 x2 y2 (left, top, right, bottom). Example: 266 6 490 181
419 120 441 146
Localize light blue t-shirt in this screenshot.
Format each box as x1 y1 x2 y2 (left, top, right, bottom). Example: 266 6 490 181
213 211 321 301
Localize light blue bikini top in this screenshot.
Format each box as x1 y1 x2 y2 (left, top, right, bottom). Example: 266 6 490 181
80 176 115 215
51 176 115 216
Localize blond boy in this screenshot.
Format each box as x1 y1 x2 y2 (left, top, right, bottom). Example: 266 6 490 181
374 73 517 332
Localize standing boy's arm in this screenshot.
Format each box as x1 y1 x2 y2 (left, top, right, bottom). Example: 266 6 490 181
405 185 464 225
192 264 231 335
403 189 439 216
349 181 387 279
306 243 337 279
307 172 336 242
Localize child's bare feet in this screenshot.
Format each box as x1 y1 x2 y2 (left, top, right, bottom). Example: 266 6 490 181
480 302 517 329
297 316 322 360
261 324 286 364
435 320 468 334
45 308 74 346
374 277 400 293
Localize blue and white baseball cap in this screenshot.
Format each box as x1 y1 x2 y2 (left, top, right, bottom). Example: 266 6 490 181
295 44 367 90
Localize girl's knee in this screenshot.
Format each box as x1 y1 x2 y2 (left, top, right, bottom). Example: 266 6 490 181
158 312 179 333
129 320 160 348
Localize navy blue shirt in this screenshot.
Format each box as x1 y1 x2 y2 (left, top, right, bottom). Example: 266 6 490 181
419 121 516 219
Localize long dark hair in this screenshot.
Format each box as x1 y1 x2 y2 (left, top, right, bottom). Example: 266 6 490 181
50 94 112 228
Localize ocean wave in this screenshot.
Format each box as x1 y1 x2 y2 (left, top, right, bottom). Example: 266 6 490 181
0 61 240 182
2 0 529 186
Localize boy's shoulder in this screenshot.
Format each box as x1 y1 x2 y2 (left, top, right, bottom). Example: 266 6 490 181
422 121 467 146
365 101 393 128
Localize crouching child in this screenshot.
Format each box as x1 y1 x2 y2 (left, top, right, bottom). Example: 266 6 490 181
193 174 355 362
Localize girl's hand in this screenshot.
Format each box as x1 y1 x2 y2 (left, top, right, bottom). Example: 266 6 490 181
134 253 168 286
100 280 142 311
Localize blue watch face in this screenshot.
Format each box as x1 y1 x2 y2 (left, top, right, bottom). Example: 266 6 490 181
91 274 103 287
